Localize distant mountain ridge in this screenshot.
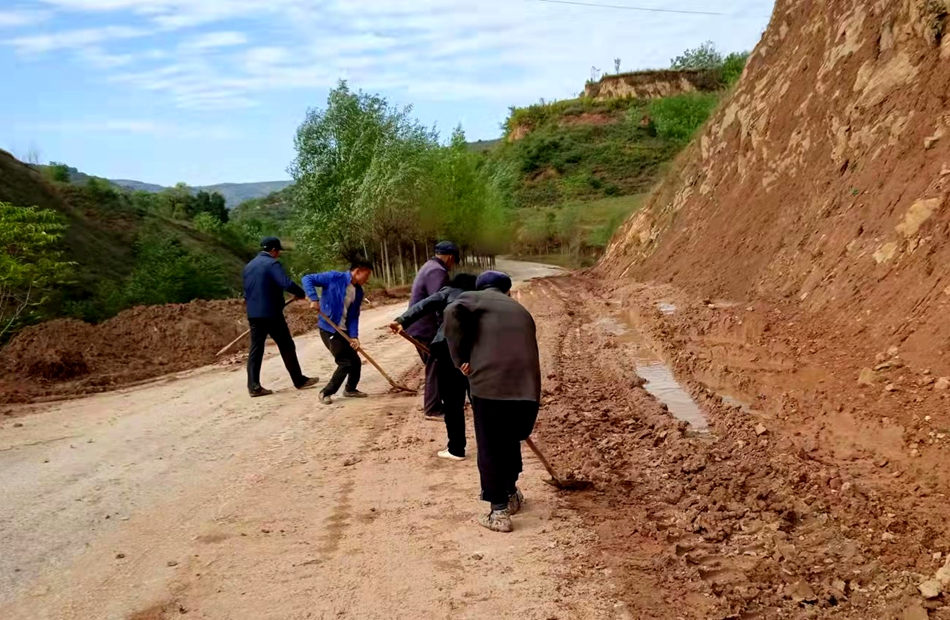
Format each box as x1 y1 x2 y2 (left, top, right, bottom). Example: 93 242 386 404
109 178 292 208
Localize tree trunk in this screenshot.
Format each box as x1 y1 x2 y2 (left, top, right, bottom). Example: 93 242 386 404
398 242 406 285
412 241 419 275
382 239 391 288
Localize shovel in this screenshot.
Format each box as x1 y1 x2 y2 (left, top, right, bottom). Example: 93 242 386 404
525 437 591 491
317 310 416 394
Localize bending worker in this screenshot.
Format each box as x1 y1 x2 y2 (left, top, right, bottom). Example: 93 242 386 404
302 259 374 405
242 236 319 397
443 271 541 533
406 241 460 421
390 272 478 461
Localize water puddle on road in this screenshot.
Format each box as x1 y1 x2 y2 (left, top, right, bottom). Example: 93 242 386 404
593 315 710 433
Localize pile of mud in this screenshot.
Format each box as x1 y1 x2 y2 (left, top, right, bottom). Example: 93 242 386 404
602 0 950 374
0 289 406 404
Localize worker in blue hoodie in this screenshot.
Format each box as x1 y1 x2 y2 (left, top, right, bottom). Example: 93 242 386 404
302 258 373 405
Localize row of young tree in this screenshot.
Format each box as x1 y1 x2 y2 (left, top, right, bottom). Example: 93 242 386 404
288 81 512 287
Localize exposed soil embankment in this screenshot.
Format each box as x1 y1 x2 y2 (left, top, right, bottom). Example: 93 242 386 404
602 0 950 374
0 289 409 404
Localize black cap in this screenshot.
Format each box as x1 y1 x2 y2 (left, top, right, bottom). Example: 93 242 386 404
475 270 512 293
261 236 282 251
434 241 460 259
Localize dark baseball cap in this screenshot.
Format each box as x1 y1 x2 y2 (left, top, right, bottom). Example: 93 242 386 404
434 241 460 259
261 236 282 251
475 270 512 293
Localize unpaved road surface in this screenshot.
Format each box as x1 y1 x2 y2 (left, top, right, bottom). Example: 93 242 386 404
1 260 617 620
5 259 950 619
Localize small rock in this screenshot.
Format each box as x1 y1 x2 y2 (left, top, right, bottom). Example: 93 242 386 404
342 457 361 467
934 552 943 561
936 557 950 585
167 560 179 567
885 383 898 392
471 553 484 561
934 377 950 391
901 602 929 620
882 532 897 542
13 422 23 428
116 553 126 559
887 346 900 357
261 529 271 534
755 424 768 436
785 580 818 603
858 368 876 386
919 578 942 599
925 134 942 149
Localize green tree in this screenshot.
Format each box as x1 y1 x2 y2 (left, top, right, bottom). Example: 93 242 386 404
123 233 230 306
721 51 750 86
0 203 73 340
671 41 724 70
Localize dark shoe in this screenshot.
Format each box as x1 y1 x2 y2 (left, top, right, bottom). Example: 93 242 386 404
320 392 332 405
478 509 513 533
296 376 320 390
343 389 368 398
424 412 444 422
508 488 525 515
249 387 274 398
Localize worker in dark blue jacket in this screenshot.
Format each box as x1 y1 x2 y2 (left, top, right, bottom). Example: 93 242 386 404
242 237 319 397
302 258 374 405
406 241 459 421
390 272 477 460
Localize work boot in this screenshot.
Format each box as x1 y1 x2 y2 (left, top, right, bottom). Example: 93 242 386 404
424 412 444 422
249 387 274 398
343 389 368 398
296 376 320 390
478 508 513 533
508 488 525 515
320 392 332 405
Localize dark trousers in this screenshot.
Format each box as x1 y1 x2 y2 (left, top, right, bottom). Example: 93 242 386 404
471 397 539 506
246 317 305 391
417 338 441 416
320 329 361 395
433 342 468 456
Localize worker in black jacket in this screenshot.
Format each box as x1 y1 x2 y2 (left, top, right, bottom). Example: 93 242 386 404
390 273 477 460
242 237 319 397
443 271 541 533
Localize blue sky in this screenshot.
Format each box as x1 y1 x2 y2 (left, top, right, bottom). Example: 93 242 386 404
1 0 775 186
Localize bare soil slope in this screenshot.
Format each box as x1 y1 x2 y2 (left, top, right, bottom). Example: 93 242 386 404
602 0 950 373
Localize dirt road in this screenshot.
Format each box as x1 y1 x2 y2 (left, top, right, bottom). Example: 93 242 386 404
1 260 617 620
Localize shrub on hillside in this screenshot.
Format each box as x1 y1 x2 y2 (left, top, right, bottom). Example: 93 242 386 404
648 93 720 144
0 202 73 341
123 233 231 306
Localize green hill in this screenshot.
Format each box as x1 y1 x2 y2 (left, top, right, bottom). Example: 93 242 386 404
0 149 253 327
110 178 292 207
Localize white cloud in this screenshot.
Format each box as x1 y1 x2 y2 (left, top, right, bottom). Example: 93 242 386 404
30 118 236 138
16 0 774 111
183 31 247 50
0 10 51 27
8 25 149 54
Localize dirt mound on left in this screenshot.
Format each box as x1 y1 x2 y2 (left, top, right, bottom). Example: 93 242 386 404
0 300 250 402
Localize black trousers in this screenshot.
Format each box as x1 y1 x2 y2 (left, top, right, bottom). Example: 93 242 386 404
471 397 539 505
432 342 468 456
246 317 306 391
417 337 441 416
320 329 361 395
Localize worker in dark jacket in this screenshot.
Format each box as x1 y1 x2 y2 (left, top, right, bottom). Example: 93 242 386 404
242 237 319 397
302 258 373 405
390 272 477 460
407 241 459 421
444 271 541 533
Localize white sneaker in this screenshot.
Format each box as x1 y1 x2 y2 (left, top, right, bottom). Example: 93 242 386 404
437 449 465 461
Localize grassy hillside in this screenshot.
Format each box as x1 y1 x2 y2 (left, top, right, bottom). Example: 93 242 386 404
489 92 722 266
0 149 253 329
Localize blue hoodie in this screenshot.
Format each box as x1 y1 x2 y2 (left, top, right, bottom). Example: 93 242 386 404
301 271 364 338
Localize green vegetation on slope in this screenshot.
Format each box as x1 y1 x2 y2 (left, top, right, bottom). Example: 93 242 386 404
0 149 254 337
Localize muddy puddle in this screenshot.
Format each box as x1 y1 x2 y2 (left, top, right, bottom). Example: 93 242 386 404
594 315 709 433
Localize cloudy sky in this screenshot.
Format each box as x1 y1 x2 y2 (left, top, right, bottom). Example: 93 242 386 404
1 0 774 186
